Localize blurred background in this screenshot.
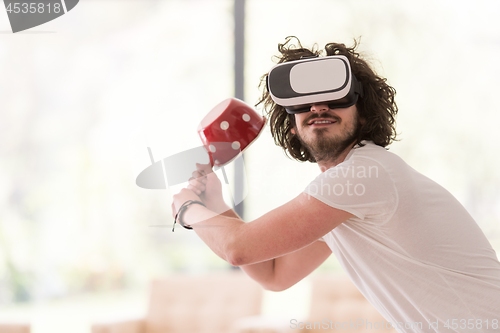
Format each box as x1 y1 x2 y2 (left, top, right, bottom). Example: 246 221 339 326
0 0 499 332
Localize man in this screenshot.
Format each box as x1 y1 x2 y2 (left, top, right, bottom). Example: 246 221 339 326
172 37 500 332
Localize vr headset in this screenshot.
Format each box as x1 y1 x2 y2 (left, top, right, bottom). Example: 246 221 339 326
267 55 364 114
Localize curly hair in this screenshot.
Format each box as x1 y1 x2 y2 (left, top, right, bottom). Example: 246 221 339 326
256 36 398 163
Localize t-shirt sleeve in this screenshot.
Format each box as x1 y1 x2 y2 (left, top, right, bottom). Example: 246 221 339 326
303 156 398 222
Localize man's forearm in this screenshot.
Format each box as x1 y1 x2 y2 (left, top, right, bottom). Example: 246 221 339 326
183 204 245 265
239 258 277 290
219 207 242 220
184 205 277 285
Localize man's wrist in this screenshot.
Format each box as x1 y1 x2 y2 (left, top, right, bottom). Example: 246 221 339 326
174 200 206 230
204 201 232 215
182 202 241 226
182 202 219 226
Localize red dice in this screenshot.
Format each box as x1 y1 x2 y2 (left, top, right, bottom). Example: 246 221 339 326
197 98 266 167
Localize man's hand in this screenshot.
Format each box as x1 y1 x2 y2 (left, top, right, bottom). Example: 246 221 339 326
171 188 201 219
187 163 231 215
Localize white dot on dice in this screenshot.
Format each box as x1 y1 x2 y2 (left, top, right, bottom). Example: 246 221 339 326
232 141 241 150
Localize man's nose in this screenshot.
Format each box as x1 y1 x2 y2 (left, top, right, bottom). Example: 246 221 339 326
310 104 330 113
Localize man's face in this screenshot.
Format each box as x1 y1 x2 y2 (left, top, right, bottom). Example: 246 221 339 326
293 104 361 163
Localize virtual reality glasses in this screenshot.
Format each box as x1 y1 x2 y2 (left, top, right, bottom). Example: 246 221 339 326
267 55 364 114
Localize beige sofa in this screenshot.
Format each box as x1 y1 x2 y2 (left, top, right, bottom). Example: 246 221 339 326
92 272 394 333
235 274 397 333
92 271 263 333
304 274 396 332
0 324 30 333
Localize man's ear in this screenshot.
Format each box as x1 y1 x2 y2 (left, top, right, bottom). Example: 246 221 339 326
359 116 366 126
356 105 366 125
291 128 296 135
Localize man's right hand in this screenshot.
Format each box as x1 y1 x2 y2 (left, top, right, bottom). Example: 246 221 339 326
187 163 231 215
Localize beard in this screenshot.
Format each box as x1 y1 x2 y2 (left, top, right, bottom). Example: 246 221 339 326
295 112 361 163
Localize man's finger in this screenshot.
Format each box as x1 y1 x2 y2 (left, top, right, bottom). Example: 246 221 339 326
191 170 208 183
188 177 206 191
187 184 202 195
196 163 213 176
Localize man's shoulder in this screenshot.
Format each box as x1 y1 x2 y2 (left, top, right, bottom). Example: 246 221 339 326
353 140 388 153
347 141 410 177
349 141 394 163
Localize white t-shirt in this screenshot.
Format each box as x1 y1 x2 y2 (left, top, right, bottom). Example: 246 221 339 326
304 141 500 333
